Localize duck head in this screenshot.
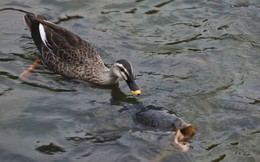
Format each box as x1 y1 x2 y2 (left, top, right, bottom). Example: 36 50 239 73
111 59 141 95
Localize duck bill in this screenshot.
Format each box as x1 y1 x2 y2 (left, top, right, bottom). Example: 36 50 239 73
126 77 141 95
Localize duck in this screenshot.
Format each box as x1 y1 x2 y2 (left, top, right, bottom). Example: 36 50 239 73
23 13 141 95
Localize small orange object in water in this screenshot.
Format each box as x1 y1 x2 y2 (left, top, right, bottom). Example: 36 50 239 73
19 58 41 78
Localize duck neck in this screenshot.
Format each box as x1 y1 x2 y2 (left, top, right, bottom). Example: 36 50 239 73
98 68 120 85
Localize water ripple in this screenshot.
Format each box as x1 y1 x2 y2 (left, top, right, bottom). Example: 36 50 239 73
21 80 77 92
0 71 19 80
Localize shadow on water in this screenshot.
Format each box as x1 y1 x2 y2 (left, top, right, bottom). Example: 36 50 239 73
110 87 139 105
35 143 66 155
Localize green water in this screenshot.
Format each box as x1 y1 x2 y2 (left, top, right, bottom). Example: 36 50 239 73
0 0 259 161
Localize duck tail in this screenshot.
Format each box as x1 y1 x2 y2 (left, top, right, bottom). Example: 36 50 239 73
23 13 46 32
23 13 47 52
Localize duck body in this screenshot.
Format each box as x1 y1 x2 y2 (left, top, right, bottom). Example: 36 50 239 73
24 13 141 94
24 14 115 85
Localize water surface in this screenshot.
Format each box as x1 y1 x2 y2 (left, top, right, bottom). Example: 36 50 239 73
0 0 259 161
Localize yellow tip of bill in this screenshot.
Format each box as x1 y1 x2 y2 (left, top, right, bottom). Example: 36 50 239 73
131 90 141 95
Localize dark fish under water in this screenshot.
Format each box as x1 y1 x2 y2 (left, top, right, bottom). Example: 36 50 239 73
132 105 195 137
125 104 195 152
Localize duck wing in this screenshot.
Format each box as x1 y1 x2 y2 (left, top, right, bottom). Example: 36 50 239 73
24 13 107 79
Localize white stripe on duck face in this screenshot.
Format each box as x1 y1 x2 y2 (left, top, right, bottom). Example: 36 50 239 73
39 23 49 47
114 63 128 80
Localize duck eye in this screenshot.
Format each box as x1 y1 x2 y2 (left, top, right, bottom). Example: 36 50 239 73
118 66 124 72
